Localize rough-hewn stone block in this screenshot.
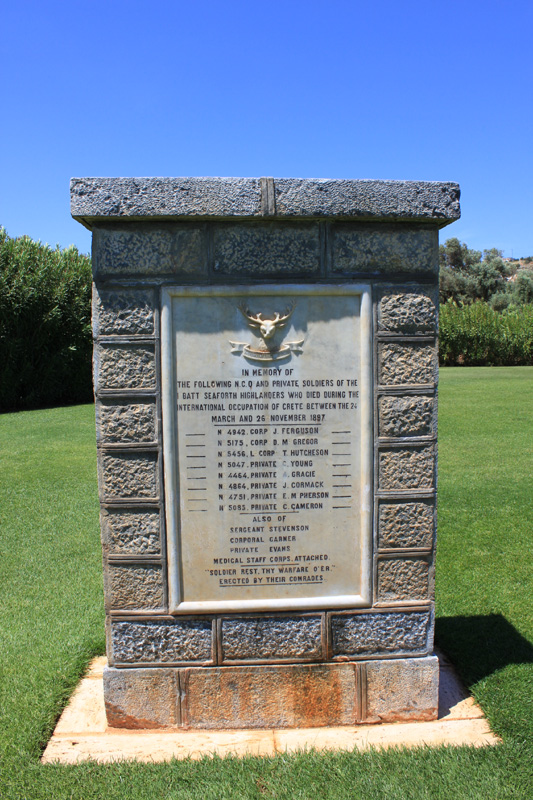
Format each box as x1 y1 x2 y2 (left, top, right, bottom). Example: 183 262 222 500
364 656 439 723
377 558 430 602
377 501 434 550
104 667 179 728
331 226 437 275
72 177 263 219
378 395 436 438
378 446 435 491
100 452 158 499
220 616 323 661
93 224 206 277
96 344 156 391
97 402 157 444
110 619 213 664
72 177 460 222
108 564 164 610
101 508 161 555
378 341 437 386
378 291 437 334
94 287 155 335
183 663 358 728
330 611 431 657
213 223 320 276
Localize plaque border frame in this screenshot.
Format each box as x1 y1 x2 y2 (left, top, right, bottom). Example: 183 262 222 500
161 284 373 615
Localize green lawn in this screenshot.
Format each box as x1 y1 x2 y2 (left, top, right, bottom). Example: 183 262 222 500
0 368 531 799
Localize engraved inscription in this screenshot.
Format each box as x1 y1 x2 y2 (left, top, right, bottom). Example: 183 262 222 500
162 287 372 612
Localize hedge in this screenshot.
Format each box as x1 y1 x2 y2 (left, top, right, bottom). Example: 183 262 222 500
439 301 533 366
0 228 93 411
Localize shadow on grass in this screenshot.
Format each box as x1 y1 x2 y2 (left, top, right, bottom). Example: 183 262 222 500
436 614 533 686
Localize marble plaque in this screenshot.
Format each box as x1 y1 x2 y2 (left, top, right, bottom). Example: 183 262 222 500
161 285 372 613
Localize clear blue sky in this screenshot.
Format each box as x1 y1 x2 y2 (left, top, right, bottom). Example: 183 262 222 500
1 0 532 258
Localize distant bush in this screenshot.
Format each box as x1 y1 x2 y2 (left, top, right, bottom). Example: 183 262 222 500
439 301 533 366
0 228 93 411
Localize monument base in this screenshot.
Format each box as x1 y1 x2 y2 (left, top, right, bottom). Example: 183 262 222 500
104 656 439 730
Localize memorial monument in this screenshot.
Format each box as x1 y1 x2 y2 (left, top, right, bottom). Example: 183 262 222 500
71 177 460 729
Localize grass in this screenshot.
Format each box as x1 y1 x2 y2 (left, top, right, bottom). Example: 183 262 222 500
0 368 532 799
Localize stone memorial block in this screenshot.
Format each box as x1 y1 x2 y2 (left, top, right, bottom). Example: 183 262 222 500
71 176 460 729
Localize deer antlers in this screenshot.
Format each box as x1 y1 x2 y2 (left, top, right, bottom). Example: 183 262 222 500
238 302 295 340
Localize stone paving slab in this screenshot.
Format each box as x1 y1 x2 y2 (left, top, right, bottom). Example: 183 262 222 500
41 653 500 764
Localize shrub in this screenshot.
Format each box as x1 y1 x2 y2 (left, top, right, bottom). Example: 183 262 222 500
0 228 93 410
439 301 533 366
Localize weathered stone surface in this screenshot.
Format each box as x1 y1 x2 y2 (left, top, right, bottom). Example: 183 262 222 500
331 611 431 657
101 508 161 555
96 344 156 390
213 223 320 276
71 177 460 223
378 292 437 334
108 564 164 610
378 341 437 386
378 446 435 490
94 287 155 335
93 225 206 277
364 656 439 723
183 663 358 728
378 395 436 438
275 179 460 221
110 619 213 664
104 667 179 728
98 402 156 444
378 501 434 550
331 226 437 274
377 558 430 602
221 616 323 661
100 452 158 499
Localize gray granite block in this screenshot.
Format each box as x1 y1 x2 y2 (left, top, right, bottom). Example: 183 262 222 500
100 452 158 499
101 508 161 555
331 226 437 275
96 344 156 391
93 287 155 336
274 179 460 221
378 341 437 386
378 291 437 334
378 445 435 491
108 564 164 610
93 224 206 277
331 610 431 657
104 667 179 728
220 616 323 661
110 619 213 664
71 177 460 223
364 656 439 722
377 500 434 550
213 223 320 276
97 401 157 444
72 177 263 220
378 395 436 438
377 558 430 602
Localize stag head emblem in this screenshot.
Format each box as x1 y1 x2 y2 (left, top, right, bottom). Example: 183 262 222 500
238 302 295 343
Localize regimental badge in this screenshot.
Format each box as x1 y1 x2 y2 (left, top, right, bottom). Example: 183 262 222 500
230 301 304 362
